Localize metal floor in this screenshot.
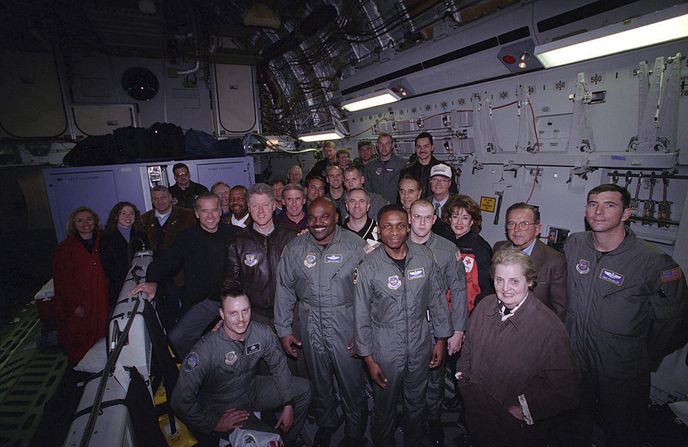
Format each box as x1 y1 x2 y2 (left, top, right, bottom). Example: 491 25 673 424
0 303 68 447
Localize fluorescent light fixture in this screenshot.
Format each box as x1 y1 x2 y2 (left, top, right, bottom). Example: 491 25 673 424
341 88 403 112
534 4 688 68
298 129 345 142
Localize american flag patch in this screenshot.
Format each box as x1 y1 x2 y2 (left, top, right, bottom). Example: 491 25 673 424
660 267 681 283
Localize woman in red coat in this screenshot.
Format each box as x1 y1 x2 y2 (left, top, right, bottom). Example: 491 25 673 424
53 206 110 364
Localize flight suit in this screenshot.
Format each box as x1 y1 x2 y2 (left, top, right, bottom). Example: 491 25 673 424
364 155 407 204
274 226 368 439
354 241 452 446
171 321 311 441
564 229 688 446
424 232 468 422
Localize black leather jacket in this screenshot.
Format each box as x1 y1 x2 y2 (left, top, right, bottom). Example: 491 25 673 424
223 225 296 320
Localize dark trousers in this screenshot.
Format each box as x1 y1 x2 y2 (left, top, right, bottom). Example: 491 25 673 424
169 298 219 358
563 369 648 447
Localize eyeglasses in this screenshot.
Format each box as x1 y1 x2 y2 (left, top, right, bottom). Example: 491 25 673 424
506 221 537 230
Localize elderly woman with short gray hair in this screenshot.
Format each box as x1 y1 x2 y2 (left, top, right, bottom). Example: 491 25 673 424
456 247 581 446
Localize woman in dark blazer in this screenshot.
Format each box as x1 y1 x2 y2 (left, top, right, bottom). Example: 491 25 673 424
100 201 148 304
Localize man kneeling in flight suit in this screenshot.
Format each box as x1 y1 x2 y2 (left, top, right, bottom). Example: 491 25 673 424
171 288 312 447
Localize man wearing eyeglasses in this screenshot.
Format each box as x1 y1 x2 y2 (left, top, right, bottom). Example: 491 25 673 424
493 202 567 321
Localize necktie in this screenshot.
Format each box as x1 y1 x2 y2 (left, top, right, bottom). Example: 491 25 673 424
434 202 441 217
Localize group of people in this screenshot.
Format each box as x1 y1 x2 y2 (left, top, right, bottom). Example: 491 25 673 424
51 135 687 447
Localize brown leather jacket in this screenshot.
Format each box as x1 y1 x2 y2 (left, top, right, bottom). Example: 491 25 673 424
223 225 296 320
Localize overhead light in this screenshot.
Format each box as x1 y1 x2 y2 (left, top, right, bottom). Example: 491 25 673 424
341 88 403 112
518 52 529 69
534 4 688 68
298 129 345 142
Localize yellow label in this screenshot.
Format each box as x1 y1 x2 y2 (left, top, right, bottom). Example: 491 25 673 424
480 196 496 213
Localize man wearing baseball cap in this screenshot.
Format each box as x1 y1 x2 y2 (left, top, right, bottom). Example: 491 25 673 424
429 163 454 218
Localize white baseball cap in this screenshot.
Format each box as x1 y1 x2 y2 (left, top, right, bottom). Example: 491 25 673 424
430 163 452 178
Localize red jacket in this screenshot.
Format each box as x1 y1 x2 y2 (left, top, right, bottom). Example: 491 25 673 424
53 233 109 363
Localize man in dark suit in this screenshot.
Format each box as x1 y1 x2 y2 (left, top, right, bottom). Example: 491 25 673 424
493 202 567 321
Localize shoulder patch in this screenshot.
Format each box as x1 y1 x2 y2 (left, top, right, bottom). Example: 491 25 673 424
304 253 317 268
353 267 359 285
184 352 199 372
462 255 475 273
661 267 682 283
388 275 402 290
225 351 238 366
576 259 590 275
243 254 258 267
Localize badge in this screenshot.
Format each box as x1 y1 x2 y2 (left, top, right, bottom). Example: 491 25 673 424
304 253 317 268
225 351 238 366
599 269 624 286
184 352 199 372
387 275 401 290
353 267 359 285
462 256 475 273
385 167 394 172
246 343 261 355
661 267 681 283
363 243 378 254
576 259 590 274
325 254 342 263
407 268 425 280
243 254 258 267
375 167 382 176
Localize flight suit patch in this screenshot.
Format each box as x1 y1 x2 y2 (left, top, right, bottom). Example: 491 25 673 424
304 253 317 268
353 268 359 285
599 269 624 286
388 275 402 290
243 254 258 267
375 167 382 176
661 267 681 283
576 259 590 274
325 254 343 263
184 352 199 372
406 268 425 280
225 351 238 366
246 343 261 355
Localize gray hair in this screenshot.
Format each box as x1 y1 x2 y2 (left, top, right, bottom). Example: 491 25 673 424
248 183 274 201
282 182 306 198
211 181 231 192
345 187 370 203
